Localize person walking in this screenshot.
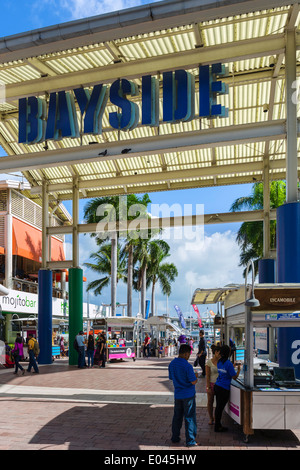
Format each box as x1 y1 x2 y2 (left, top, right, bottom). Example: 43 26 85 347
168 343 199 448
86 334 95 368
98 333 107 368
60 336 66 357
27 334 39 374
143 334 150 358
205 344 221 425
12 335 25 375
76 331 86 369
214 344 241 432
177 334 186 354
195 330 207 376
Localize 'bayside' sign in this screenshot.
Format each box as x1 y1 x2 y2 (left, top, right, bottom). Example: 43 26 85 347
18 64 228 145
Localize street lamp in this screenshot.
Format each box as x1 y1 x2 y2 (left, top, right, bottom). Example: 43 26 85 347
244 260 260 388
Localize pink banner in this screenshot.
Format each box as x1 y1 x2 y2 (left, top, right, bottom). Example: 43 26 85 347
192 304 203 328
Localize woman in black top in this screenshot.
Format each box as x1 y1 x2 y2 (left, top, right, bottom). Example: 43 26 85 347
98 334 107 368
86 334 95 368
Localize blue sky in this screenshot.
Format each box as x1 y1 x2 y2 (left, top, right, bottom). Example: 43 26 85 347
0 0 253 319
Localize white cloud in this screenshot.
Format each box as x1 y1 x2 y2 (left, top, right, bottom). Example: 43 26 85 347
47 0 145 20
153 229 244 315
65 228 244 317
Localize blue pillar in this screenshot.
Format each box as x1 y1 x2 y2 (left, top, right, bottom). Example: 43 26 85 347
258 258 275 284
277 202 300 378
38 269 53 364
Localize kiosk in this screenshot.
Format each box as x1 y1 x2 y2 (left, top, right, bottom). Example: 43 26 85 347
92 317 136 362
192 280 300 442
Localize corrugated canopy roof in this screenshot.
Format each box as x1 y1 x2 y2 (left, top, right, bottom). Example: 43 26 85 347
191 284 241 304
0 0 298 203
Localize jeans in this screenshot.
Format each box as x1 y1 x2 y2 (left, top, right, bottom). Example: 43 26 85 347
27 350 39 373
78 346 85 368
172 395 197 446
14 355 24 373
199 354 206 376
214 384 230 430
87 349 94 367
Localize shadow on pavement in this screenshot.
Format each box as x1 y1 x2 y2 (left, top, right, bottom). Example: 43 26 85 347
26 401 300 450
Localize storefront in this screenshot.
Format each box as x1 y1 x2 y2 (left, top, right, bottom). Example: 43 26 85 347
192 278 300 442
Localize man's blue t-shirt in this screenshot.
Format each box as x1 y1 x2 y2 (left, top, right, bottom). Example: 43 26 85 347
215 359 236 390
168 357 196 399
76 335 85 348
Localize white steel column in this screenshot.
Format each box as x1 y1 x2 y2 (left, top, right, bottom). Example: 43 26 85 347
263 157 271 257
285 28 298 203
72 176 79 267
5 188 12 289
42 181 49 269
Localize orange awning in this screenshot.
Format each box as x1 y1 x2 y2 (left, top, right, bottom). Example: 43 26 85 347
12 217 65 263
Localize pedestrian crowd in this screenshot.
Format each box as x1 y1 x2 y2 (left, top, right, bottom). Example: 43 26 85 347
168 331 241 447
6 327 240 449
74 331 107 369
4 333 40 375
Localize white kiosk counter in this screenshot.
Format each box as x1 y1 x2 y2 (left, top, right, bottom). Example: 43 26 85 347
192 281 300 442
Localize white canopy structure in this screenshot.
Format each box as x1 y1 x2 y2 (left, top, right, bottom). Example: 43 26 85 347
0 0 298 205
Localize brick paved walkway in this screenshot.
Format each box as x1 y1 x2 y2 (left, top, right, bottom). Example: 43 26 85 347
0 354 300 451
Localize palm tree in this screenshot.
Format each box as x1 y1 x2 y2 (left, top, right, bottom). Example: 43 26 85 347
83 194 151 315
132 236 151 318
132 238 178 317
230 181 286 276
146 240 178 316
84 242 127 296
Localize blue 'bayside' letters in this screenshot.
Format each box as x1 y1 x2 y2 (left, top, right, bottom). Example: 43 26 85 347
109 79 139 131
18 64 228 144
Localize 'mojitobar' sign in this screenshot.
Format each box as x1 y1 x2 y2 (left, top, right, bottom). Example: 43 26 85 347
18 63 228 145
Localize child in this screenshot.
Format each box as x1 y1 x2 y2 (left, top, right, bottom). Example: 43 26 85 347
158 342 163 358
168 344 199 447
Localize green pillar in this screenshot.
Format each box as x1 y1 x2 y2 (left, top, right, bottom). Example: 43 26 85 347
68 267 83 366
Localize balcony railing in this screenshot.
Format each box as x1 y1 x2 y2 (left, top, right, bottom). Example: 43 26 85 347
12 277 68 299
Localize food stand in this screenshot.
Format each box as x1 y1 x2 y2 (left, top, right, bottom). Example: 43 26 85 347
92 317 136 362
192 281 300 442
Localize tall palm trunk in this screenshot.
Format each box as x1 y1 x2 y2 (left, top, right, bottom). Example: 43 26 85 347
127 244 133 317
141 266 147 318
111 232 117 316
150 280 156 318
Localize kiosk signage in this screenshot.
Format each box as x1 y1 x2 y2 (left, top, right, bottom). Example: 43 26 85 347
251 288 300 312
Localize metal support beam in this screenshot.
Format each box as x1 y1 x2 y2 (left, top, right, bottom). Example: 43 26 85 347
46 209 277 238
30 154 298 197
4 34 286 100
5 119 287 177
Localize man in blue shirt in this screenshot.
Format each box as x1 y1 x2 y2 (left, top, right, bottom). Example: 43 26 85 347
168 344 199 447
76 331 86 368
